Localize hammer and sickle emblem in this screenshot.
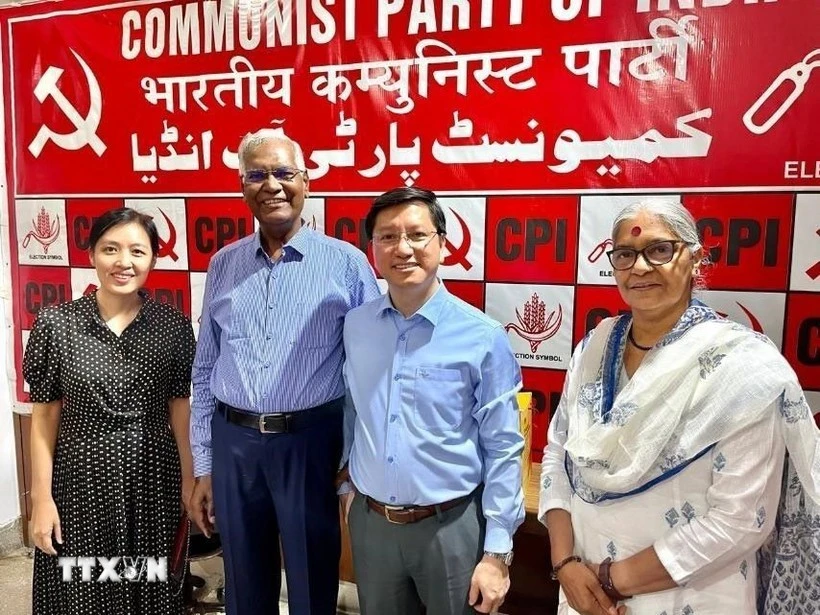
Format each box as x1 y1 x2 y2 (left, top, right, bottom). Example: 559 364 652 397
442 209 472 270
155 209 179 261
28 49 106 158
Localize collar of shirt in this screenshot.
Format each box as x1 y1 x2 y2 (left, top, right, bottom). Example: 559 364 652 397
253 222 315 263
376 281 448 327
81 289 155 329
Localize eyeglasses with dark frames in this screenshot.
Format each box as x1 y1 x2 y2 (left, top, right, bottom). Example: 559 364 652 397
242 167 306 184
606 240 690 270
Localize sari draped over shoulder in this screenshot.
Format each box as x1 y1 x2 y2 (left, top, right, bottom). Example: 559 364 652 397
557 301 820 613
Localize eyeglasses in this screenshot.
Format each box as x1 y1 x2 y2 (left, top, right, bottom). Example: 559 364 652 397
606 240 689 270
243 167 306 184
372 231 442 250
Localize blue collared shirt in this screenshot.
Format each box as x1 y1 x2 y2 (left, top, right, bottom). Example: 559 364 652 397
191 225 380 477
343 284 525 552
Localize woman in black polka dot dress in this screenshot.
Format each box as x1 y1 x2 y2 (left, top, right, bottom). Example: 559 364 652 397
24 208 196 615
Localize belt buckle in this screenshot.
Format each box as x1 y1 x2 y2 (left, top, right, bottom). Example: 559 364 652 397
258 413 286 434
383 504 406 525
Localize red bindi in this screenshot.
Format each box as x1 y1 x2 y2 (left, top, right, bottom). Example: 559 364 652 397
631 226 642 236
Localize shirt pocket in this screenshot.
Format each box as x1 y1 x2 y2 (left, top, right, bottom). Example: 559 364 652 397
413 366 470 433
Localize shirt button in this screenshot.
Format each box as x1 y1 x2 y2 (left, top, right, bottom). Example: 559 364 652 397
264 362 270 368
393 374 400 381
387 456 394 463
389 496 396 503
390 415 397 423
399 334 406 341
266 335 272 340
268 304 274 310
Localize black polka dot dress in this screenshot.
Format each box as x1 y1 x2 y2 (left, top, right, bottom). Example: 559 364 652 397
23 291 196 615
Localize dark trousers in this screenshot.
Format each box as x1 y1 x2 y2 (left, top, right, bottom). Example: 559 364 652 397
211 404 343 615
348 489 485 615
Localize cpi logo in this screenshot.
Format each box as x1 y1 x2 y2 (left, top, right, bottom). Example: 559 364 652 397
29 49 106 157
22 207 60 254
505 293 563 353
441 209 473 270
716 302 764 333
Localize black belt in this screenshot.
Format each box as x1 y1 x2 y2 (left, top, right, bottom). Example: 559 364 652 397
216 398 343 434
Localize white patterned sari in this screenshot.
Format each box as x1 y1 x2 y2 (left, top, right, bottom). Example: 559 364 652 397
540 301 820 615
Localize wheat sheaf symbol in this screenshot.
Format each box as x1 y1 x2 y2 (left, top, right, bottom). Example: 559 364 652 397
504 293 563 353
22 206 60 253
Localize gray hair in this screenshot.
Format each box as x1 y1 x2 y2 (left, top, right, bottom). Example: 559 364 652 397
237 128 306 175
611 198 707 291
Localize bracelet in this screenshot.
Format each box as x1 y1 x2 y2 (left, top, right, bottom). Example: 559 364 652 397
597 557 632 601
550 555 582 580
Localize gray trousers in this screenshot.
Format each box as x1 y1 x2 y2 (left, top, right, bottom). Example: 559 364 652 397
348 489 485 615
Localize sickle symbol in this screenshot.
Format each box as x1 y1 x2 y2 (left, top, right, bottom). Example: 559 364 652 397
28 49 106 157
717 303 764 334
442 209 472 270
735 303 764 334
155 209 179 261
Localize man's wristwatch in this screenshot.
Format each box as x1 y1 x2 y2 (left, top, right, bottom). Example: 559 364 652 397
483 551 514 566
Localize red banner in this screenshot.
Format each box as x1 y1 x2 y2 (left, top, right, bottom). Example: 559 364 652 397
3 0 819 431
5 0 820 195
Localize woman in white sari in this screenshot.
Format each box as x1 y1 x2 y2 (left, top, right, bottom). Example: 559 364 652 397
539 199 820 615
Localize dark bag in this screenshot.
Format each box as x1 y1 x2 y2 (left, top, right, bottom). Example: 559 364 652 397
169 513 190 585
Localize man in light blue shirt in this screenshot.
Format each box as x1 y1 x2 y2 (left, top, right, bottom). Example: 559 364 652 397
341 187 525 615
188 128 379 615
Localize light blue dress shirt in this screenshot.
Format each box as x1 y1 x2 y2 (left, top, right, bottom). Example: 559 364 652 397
191 225 380 477
343 284 525 552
